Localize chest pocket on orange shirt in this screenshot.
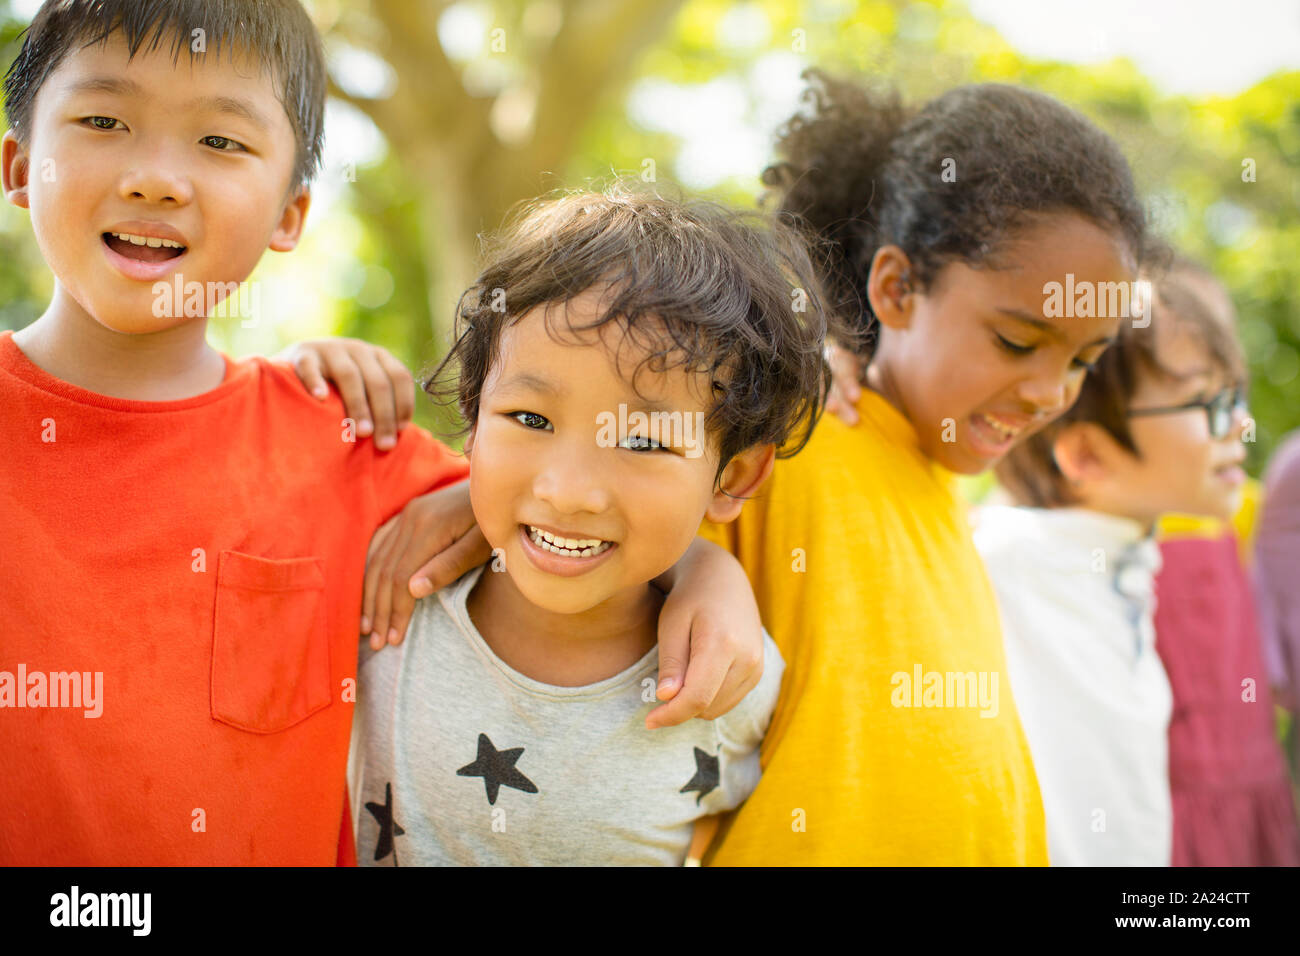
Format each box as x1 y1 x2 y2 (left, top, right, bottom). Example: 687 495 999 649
212 550 331 734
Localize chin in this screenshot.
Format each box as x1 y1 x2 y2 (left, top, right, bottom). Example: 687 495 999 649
512 580 603 616
86 305 190 336
931 444 994 477
1208 495 1242 524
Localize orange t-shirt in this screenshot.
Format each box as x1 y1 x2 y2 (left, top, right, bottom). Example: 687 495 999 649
0 331 468 865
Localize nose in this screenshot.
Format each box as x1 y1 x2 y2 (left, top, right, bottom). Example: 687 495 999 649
531 441 611 516
117 143 194 205
1015 368 1071 417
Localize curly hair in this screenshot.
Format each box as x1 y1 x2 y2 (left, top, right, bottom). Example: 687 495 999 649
764 71 1149 357
425 184 831 484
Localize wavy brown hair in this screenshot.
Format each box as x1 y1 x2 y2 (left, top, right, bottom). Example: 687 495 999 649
425 184 833 484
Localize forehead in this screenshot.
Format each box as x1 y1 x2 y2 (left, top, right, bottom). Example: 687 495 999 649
488 295 716 409
936 211 1135 337
39 31 288 122
996 212 1136 278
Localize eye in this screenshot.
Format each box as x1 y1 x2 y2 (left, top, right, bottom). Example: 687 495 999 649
83 116 123 131
509 411 552 431
995 333 1034 356
620 434 666 453
1071 344 1110 373
200 135 246 152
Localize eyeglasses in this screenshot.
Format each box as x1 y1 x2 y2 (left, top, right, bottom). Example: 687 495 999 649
1129 385 1247 440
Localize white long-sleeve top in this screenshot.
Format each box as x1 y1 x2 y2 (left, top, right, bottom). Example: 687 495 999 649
974 505 1173 867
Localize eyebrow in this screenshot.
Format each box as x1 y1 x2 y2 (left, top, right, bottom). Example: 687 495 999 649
64 76 145 98
191 95 271 131
497 371 561 396
996 308 1116 348
64 76 270 130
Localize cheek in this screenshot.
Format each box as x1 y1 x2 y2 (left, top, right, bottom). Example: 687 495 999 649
467 426 524 532
619 461 712 549
1133 419 1209 484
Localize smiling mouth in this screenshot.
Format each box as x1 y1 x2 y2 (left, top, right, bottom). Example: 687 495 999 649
103 232 187 263
524 524 614 558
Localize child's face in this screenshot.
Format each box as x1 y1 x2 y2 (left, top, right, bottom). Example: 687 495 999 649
466 289 750 615
873 213 1132 475
3 33 307 334
1093 322 1247 524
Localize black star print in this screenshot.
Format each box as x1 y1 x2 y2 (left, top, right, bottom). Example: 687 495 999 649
365 781 405 866
457 732 539 806
680 746 720 805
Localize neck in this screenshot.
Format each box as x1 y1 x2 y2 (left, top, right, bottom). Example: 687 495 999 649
12 285 224 400
1067 495 1158 538
466 565 663 687
864 356 907 421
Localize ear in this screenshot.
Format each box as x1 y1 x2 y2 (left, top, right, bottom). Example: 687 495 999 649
463 423 477 459
3 130 31 209
268 185 311 252
705 444 775 524
1052 422 1122 488
865 244 917 332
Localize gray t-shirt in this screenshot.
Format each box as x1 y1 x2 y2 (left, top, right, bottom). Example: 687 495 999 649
348 564 784 866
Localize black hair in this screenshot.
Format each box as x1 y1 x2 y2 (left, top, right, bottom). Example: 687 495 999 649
765 70 1149 356
4 0 325 187
426 184 832 484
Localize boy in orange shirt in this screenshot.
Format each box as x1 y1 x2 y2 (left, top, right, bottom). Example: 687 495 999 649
0 0 764 865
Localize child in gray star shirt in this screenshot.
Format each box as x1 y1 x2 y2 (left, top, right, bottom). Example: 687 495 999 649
348 186 831 865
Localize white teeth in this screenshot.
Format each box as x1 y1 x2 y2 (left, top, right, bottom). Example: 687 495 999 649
527 525 611 558
111 232 184 249
979 414 1019 439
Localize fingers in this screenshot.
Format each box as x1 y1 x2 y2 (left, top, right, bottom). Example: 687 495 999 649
362 516 399 646
646 624 733 730
408 526 492 602
825 342 863 426
356 350 401 451
651 599 691 704
697 657 761 721
826 381 859 426
292 348 329 400
330 356 375 440
369 518 415 651
377 350 416 431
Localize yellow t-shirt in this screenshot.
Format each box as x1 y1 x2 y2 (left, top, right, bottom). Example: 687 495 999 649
701 390 1048 865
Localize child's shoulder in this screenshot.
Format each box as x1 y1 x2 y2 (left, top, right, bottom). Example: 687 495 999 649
251 356 350 419
358 565 482 669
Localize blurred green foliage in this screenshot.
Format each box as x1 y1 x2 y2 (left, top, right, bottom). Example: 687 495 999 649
0 0 1294 468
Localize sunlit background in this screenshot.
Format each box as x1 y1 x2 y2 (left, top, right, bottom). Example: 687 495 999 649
0 0 1296 463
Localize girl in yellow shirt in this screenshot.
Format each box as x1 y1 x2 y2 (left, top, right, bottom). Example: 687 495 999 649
701 74 1151 865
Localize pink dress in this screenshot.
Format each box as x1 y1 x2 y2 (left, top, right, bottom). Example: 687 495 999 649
1154 532 1300 866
